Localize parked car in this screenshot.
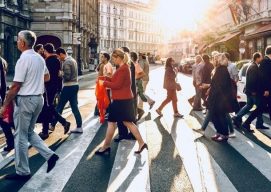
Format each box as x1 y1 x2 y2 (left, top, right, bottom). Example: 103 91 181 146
179 58 195 74
237 62 251 107
236 59 251 70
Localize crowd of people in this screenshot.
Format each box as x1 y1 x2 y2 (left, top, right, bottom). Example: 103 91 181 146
192 47 271 142
0 29 271 180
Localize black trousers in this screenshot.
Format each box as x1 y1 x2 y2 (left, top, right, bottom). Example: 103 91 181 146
1 119 14 147
210 111 229 136
244 96 264 126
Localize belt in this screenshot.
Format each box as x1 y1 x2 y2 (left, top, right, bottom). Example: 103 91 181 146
17 94 42 97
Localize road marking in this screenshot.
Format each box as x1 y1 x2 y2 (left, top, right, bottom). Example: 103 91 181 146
193 111 271 182
19 115 101 192
107 122 150 192
162 115 237 192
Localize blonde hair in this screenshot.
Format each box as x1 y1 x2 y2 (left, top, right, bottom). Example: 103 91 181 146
215 53 228 67
112 48 130 64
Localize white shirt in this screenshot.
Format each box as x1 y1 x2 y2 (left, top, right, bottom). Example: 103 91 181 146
13 49 48 95
103 62 113 77
227 62 239 82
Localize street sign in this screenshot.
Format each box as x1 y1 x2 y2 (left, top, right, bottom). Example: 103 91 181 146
73 33 82 45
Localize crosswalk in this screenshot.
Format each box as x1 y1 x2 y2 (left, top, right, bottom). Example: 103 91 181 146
0 108 269 192
0 69 271 192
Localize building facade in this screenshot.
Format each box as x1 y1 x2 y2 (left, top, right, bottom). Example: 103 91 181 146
30 0 99 72
99 0 163 55
0 0 31 74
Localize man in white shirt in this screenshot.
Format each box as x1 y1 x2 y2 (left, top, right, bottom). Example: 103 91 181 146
0 30 59 180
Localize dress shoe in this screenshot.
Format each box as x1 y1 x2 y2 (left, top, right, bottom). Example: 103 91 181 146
38 132 49 140
257 125 269 130
149 101 155 109
70 127 83 133
174 113 184 118
232 116 242 128
5 173 31 181
135 143 148 154
47 154 59 173
211 134 220 139
3 145 14 152
156 109 163 116
64 122 71 134
212 135 228 142
242 123 254 132
95 147 111 155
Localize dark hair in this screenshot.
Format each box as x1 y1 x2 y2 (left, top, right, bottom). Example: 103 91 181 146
265 46 271 55
56 47 66 55
224 52 231 60
102 53 110 61
44 43 55 54
165 57 174 68
34 44 43 52
121 46 130 53
253 52 262 62
202 54 210 62
130 52 138 62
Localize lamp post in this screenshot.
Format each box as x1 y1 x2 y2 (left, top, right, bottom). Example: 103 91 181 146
77 0 82 75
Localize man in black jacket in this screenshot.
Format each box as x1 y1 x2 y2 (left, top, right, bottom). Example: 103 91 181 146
259 46 271 120
201 55 213 106
233 52 268 132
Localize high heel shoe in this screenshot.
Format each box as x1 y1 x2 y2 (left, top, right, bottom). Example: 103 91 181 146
95 147 111 155
134 143 148 154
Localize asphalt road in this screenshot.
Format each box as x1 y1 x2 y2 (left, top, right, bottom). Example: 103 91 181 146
0 65 270 192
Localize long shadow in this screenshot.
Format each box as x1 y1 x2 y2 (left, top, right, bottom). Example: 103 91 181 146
150 116 188 191
0 137 68 191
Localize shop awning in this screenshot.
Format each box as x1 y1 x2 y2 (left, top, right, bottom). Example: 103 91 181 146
245 23 271 38
216 31 242 44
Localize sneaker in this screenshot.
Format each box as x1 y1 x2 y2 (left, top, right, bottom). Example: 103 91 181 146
63 122 71 134
156 109 163 116
228 132 236 138
70 127 83 133
149 101 155 109
38 132 49 140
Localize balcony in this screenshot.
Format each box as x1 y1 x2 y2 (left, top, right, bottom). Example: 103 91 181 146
238 11 270 28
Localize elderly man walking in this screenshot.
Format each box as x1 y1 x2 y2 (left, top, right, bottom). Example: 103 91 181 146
0 30 59 180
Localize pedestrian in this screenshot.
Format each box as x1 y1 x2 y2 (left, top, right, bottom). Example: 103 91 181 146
233 52 268 132
0 30 59 180
130 52 155 121
201 54 214 106
137 53 155 118
114 46 136 142
207 53 234 141
34 44 45 58
52 48 83 133
259 46 271 121
192 55 204 111
37 43 70 140
156 58 183 118
95 48 147 155
0 51 14 152
94 52 113 116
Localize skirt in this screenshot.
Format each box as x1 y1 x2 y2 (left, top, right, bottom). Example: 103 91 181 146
107 99 136 123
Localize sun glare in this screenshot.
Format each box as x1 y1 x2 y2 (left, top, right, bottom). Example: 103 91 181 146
154 0 216 33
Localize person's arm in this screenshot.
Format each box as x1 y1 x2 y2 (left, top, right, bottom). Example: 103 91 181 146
103 68 125 89
63 62 72 81
0 81 21 117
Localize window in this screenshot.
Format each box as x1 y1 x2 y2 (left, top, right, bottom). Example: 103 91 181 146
120 9 124 16
107 17 110 25
113 6 117 14
114 18 117 27
100 16 104 24
267 37 271 46
257 39 263 52
107 28 110 37
120 20 123 27
107 5 110 13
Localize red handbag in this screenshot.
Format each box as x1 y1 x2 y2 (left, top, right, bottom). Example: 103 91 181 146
3 102 14 124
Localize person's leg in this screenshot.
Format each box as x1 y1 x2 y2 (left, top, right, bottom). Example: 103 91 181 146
137 80 148 102
1 120 14 149
116 122 129 138
171 90 179 113
101 122 116 150
51 87 69 127
193 87 202 109
27 96 54 160
226 113 234 133
68 85 82 128
123 121 144 149
236 95 254 119
158 90 172 111
201 110 211 131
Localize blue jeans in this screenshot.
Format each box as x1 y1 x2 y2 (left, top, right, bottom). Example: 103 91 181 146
52 85 82 128
236 94 263 127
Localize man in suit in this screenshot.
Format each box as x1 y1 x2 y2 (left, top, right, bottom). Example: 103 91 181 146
259 46 271 122
233 52 268 132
